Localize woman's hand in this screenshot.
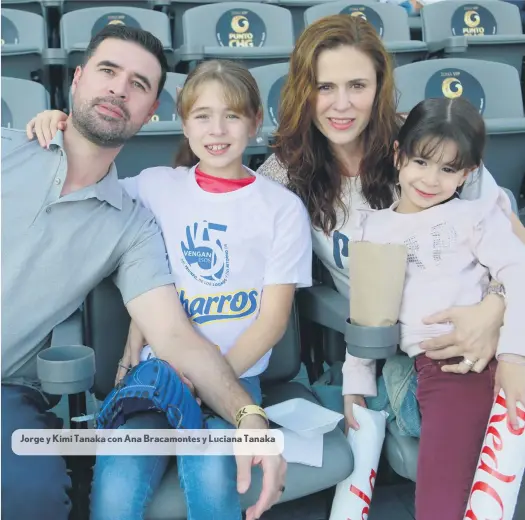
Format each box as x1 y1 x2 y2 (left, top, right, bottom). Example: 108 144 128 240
344 394 367 434
495 357 525 431
419 294 504 374
26 110 68 148
114 320 146 385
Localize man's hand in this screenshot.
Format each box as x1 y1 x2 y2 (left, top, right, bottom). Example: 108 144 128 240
114 320 146 385
495 358 525 432
420 296 503 374
236 415 287 520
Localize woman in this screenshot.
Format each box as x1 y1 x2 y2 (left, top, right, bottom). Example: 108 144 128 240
256 13 525 518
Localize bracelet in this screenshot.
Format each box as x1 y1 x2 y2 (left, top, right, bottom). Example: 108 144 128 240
235 405 269 428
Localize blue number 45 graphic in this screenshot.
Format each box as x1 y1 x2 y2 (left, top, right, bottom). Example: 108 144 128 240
181 221 228 282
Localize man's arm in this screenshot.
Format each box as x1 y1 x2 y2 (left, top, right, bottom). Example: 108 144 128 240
126 284 259 426
225 284 295 377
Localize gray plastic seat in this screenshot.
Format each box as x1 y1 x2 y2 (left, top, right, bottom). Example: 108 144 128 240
1 9 46 82
174 2 294 70
115 72 186 178
60 6 173 72
248 62 289 156
304 2 427 67
1 76 50 129
167 0 265 52
60 0 156 13
421 1 525 77
84 278 354 519
2 0 45 16
274 0 378 40
395 58 525 203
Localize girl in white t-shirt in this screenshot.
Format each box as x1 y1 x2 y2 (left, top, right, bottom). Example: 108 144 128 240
344 97 525 519
28 60 312 520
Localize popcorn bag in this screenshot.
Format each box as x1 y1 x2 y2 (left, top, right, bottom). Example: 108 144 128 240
347 242 407 359
329 405 388 520
464 389 525 520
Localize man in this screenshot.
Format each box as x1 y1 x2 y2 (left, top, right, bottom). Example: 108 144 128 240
2 25 286 520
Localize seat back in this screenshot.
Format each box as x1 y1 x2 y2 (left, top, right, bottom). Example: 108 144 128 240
168 0 265 50
421 0 524 41
304 1 411 42
2 0 44 16
60 6 172 69
1 76 50 129
394 58 523 118
394 58 525 209
85 278 301 400
178 2 294 68
61 0 155 14
1 9 45 80
249 62 289 140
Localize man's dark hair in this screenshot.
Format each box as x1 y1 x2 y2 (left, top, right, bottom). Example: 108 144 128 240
84 25 168 98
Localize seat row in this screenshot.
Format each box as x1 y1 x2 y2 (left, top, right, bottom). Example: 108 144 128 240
3 55 525 204
2 0 525 93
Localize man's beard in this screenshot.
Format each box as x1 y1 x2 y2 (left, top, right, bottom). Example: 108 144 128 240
71 96 140 148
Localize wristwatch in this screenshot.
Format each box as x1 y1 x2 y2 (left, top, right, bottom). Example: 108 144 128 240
486 282 506 302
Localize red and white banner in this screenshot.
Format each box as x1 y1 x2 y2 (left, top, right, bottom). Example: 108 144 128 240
464 390 525 520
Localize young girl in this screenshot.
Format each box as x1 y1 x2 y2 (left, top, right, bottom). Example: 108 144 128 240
28 60 312 520
343 97 525 520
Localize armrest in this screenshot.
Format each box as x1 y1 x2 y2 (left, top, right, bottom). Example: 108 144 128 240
297 284 348 335
426 35 467 55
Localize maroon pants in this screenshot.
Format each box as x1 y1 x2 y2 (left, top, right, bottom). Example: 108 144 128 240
414 355 497 520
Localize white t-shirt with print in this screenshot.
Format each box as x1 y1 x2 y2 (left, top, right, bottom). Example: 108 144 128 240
120 165 313 378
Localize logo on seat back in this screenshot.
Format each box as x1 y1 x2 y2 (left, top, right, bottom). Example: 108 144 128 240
425 68 486 115
340 6 385 38
216 9 267 47
181 221 230 286
451 5 497 36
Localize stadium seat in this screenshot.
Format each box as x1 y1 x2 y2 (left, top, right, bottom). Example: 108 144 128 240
1 9 46 82
2 0 45 16
167 0 265 52
115 72 186 177
60 6 173 72
1 76 50 129
248 62 289 156
394 58 525 203
174 3 294 71
273 0 378 40
420 1 525 78
304 1 428 67
60 0 156 14
83 277 354 519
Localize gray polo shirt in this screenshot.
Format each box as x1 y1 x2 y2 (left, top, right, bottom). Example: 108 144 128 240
2 128 175 387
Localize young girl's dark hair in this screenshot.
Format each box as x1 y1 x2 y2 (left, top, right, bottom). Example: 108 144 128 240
396 97 486 174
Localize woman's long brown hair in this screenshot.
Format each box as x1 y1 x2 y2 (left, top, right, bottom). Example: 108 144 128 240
274 15 403 234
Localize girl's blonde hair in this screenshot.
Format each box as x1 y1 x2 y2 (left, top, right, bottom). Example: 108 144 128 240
175 60 262 167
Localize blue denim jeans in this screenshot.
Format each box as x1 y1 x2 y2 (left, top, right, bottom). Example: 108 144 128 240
1 384 72 520
90 376 262 520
